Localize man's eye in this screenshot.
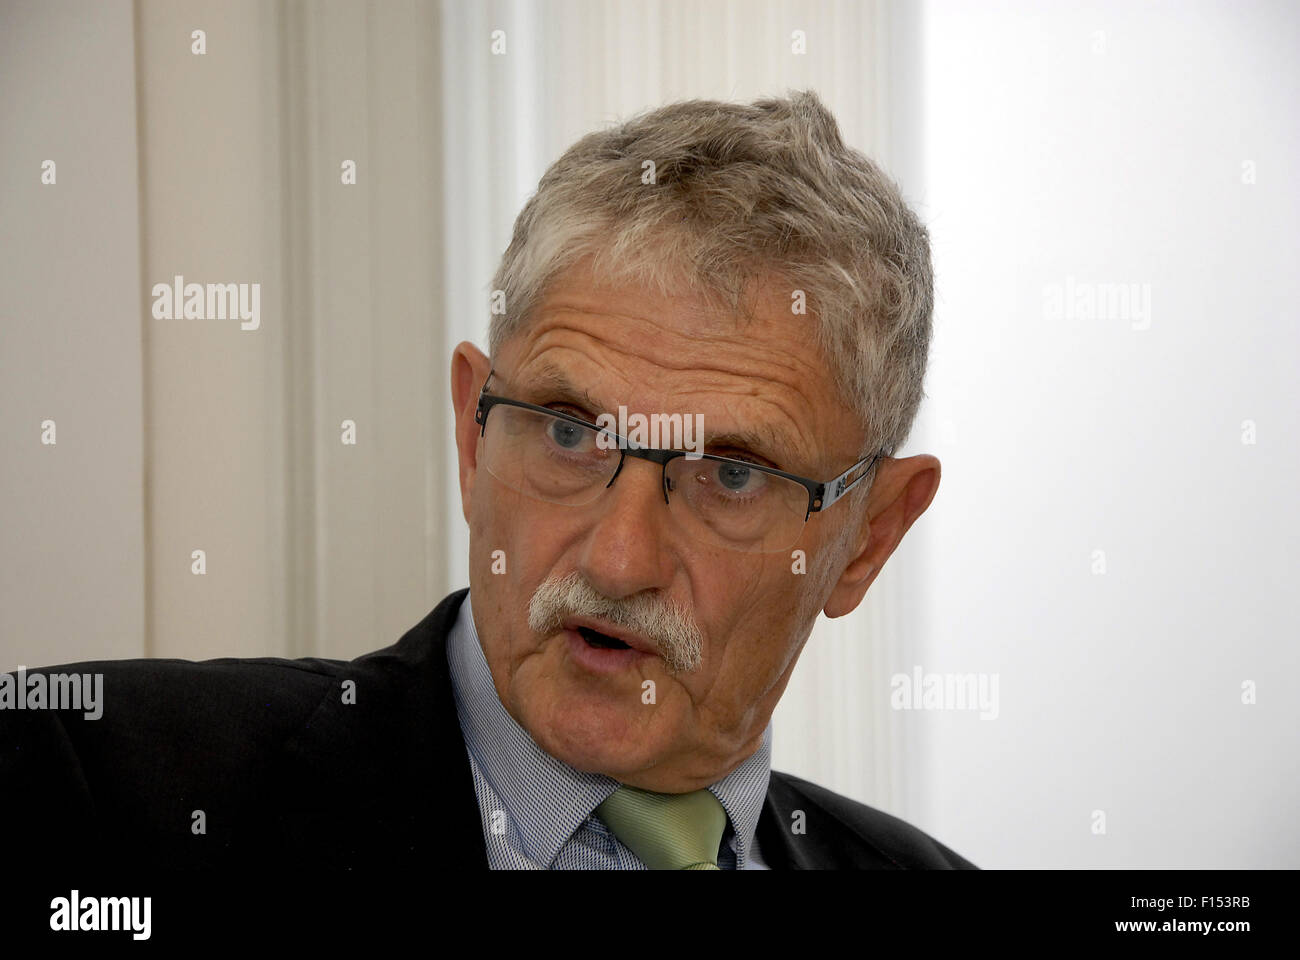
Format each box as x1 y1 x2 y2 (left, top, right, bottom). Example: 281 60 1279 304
717 463 752 490
712 460 767 494
547 419 590 449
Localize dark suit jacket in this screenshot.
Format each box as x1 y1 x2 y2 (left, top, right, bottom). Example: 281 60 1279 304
2 589 975 870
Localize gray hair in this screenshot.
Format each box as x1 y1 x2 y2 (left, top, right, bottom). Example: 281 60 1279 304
488 89 933 490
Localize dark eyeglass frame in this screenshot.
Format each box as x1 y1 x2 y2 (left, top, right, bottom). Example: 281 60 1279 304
474 368 886 522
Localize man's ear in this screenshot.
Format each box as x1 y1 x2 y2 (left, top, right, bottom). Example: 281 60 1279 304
823 454 941 619
450 341 493 524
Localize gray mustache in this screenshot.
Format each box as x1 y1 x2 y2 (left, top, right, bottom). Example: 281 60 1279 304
527 571 703 673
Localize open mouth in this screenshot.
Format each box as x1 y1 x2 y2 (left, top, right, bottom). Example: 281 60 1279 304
576 626 631 650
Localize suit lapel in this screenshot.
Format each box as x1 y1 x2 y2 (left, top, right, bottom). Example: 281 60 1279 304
266 588 489 869
412 588 489 869
757 771 915 869
755 773 820 869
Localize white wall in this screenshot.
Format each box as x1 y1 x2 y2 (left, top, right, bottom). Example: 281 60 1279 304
892 0 1300 867
0 0 454 665
0 0 145 666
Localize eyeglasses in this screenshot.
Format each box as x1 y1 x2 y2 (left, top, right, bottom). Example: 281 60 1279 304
473 369 885 554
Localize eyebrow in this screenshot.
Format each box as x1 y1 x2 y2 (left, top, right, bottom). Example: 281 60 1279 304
704 425 793 468
509 361 802 470
511 362 601 411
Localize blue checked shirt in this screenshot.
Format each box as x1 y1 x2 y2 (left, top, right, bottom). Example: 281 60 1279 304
447 591 772 870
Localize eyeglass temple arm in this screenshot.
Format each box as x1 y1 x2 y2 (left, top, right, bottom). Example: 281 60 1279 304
812 450 884 514
473 369 499 433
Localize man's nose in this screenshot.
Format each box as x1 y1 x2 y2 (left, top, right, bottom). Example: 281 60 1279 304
576 455 676 600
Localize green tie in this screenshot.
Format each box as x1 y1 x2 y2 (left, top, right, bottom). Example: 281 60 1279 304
595 785 728 870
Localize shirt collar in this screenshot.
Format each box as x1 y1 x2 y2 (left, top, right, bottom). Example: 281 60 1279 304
447 589 772 869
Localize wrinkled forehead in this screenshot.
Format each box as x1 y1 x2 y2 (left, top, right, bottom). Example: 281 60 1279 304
492 274 861 475
503 257 823 378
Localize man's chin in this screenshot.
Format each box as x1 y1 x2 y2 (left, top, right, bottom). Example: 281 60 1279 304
517 693 668 779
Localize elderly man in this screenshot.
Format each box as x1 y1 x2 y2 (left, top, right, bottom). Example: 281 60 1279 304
2 90 972 871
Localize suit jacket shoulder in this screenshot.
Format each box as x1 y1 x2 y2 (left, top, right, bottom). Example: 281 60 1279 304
756 771 978 869
2 653 340 865
1 589 485 870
